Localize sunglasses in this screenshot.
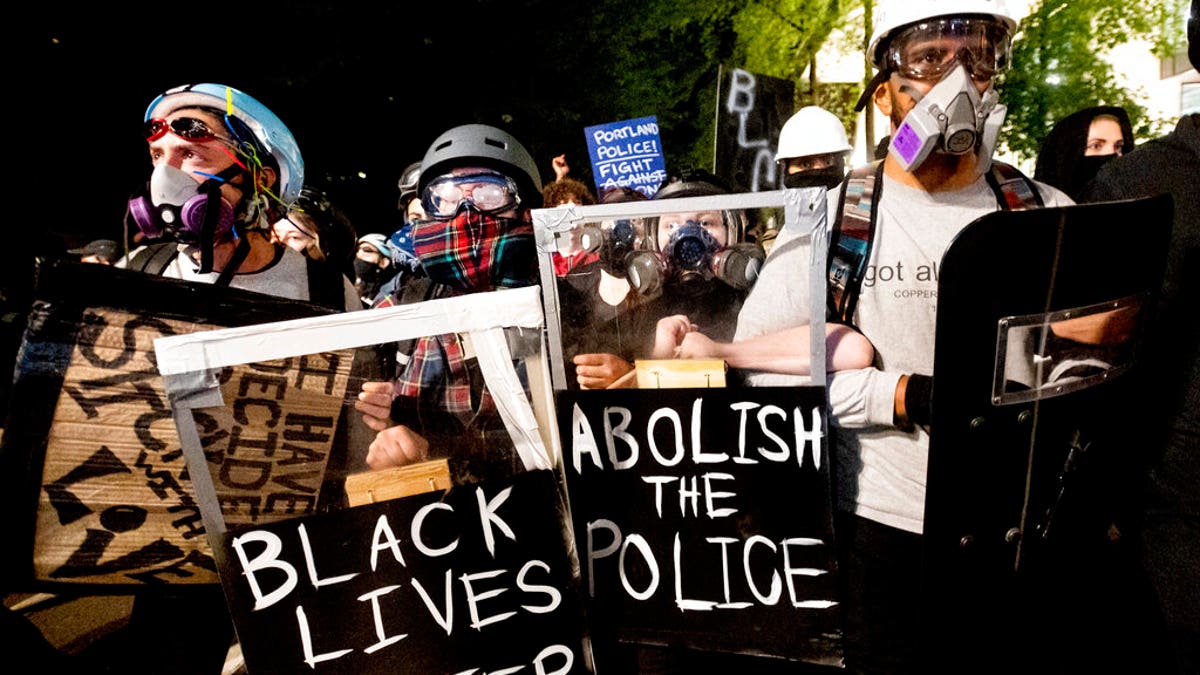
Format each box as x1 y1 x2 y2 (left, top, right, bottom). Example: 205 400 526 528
145 116 230 144
422 172 520 219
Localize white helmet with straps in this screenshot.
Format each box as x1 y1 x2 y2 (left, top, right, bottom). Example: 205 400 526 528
775 106 852 162
868 0 1018 69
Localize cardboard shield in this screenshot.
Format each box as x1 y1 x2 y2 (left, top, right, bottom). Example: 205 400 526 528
922 195 1172 665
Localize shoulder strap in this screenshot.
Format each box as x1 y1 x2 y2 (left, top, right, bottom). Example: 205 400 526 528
985 160 1044 210
127 241 179 276
828 160 884 323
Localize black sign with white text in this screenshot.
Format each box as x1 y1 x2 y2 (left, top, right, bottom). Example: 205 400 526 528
557 387 841 666
215 469 591 675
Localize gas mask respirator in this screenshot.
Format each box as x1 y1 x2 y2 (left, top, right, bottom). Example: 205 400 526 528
127 164 238 244
889 65 1006 173
623 220 764 299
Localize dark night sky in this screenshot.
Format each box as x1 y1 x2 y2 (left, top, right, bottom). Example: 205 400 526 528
18 1 607 251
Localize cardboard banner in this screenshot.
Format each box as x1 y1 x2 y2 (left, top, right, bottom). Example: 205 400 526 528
714 66 795 193
215 469 590 675
0 260 346 589
584 116 668 198
557 386 841 666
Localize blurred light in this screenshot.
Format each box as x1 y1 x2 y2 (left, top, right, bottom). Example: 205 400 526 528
357 171 368 179
1045 73 1062 86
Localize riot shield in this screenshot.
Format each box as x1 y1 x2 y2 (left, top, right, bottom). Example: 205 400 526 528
922 194 1172 668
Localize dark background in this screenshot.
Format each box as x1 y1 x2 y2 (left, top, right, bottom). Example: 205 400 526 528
17 1 650 252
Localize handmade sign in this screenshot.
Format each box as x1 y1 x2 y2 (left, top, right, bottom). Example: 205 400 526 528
0 261 345 590
557 386 841 666
152 285 586 673
714 66 795 192
584 115 667 198
213 469 590 675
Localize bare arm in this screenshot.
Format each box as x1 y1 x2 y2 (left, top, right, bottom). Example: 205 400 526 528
670 321 874 375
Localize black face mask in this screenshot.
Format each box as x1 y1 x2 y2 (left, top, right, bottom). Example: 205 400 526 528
783 166 845 190
1066 154 1118 200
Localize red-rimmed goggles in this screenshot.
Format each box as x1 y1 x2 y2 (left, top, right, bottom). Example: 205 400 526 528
145 116 231 144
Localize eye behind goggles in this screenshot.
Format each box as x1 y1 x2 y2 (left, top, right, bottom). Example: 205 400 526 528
886 17 1012 82
421 172 521 220
145 116 232 144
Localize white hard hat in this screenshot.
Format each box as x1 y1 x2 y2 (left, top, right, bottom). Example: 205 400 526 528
868 0 1018 69
775 106 852 162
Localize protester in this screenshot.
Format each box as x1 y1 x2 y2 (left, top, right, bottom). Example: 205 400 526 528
1080 5 1199 670
776 105 853 190
353 123 543 484
122 83 358 311
353 233 395 306
1035 105 1135 201
270 184 358 280
728 1 1072 670
371 161 428 306
68 239 121 265
568 170 764 389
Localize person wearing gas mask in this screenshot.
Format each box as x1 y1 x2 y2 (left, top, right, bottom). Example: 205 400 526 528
354 124 542 482
121 83 359 312
570 171 765 389
726 2 1071 671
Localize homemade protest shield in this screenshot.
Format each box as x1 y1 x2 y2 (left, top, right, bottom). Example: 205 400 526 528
534 189 844 667
0 260 343 591
922 195 1172 668
154 286 592 674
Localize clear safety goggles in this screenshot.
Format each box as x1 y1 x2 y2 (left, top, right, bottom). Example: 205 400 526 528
421 171 521 219
885 17 1012 82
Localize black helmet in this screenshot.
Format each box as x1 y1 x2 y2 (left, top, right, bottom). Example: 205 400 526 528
418 124 543 208
292 186 357 267
397 161 422 211
652 168 733 200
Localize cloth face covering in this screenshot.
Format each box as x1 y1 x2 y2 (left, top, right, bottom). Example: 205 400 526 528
413 206 536 293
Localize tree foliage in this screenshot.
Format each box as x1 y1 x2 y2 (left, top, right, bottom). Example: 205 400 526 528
998 0 1187 162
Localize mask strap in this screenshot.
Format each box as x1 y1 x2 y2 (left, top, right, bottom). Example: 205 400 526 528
854 69 891 112
196 178 225 274
214 235 252 287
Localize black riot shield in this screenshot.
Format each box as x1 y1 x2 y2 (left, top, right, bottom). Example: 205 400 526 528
921 195 1172 670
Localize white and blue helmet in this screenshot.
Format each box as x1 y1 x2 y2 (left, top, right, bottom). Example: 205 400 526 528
145 83 305 205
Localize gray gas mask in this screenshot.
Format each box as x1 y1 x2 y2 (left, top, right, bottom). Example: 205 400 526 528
889 65 1006 173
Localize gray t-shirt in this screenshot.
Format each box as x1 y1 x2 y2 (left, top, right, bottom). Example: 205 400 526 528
736 170 1071 533
122 243 361 312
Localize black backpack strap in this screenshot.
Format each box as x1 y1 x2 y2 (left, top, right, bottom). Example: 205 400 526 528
127 241 180 276
827 160 885 324
985 160 1044 210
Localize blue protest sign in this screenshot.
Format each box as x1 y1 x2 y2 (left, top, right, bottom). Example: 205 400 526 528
584 116 667 198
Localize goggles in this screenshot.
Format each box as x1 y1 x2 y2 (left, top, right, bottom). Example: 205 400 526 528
145 116 231 144
885 17 1012 82
422 171 521 220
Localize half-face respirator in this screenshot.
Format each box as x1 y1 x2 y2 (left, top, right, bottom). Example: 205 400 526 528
889 64 1006 173
127 164 239 244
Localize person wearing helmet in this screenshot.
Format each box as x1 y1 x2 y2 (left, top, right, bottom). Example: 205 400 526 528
775 105 853 190
723 2 1073 670
122 83 358 311
369 160 429 308
354 124 542 483
353 233 396 306
271 185 359 280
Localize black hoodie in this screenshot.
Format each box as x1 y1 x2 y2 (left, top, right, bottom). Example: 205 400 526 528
1034 105 1135 201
